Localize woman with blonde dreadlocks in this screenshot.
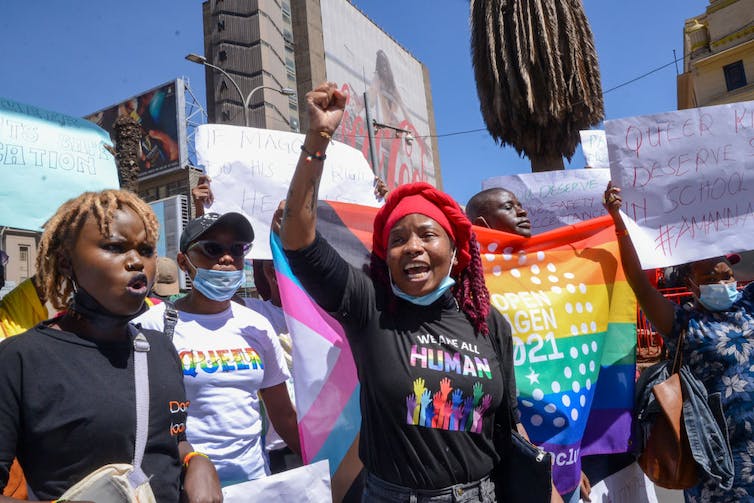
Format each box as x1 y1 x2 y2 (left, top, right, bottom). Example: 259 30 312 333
0 190 222 502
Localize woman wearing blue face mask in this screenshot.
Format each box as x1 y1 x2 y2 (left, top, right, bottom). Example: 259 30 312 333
605 182 754 502
280 83 550 503
135 212 300 486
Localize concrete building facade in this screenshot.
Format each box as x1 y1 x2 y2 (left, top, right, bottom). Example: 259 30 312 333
678 0 754 109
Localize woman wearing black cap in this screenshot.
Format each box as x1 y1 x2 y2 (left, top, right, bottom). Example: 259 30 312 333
136 212 299 487
281 83 559 502
605 182 754 502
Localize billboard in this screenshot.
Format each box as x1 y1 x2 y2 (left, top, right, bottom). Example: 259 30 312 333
149 194 189 289
85 79 188 179
320 0 439 189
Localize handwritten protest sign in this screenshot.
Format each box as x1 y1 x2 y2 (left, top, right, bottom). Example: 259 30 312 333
587 462 657 503
482 169 609 233
0 97 119 230
196 124 381 260
606 100 754 268
580 129 610 169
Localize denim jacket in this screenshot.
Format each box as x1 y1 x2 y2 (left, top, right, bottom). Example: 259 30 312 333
633 362 734 490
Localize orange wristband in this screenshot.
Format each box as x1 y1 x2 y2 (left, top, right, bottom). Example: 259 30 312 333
183 451 209 468
615 228 629 238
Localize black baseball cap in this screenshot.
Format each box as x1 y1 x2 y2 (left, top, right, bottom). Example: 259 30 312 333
180 212 255 252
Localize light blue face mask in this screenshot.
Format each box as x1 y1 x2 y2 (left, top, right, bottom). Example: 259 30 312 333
390 250 456 306
696 282 741 311
187 257 245 302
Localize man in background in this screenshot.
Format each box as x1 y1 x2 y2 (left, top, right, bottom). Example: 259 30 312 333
152 256 181 302
466 187 532 236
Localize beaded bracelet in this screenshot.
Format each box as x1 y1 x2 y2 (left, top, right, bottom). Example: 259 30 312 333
300 145 327 162
183 451 210 468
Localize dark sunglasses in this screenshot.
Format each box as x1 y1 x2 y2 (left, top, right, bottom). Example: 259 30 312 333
188 240 252 259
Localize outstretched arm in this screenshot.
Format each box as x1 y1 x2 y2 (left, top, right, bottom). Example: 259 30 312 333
604 182 675 336
281 83 346 251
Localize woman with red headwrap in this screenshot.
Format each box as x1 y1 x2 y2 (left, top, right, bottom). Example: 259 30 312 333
280 83 543 502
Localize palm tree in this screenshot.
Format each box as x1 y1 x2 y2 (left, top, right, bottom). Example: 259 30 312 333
470 0 604 171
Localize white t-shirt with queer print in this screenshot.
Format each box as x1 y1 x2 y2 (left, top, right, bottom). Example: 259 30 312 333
135 301 290 485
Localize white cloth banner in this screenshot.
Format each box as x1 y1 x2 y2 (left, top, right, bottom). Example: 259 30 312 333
582 462 657 503
580 130 610 169
196 124 382 259
222 460 331 502
481 169 609 233
606 100 754 268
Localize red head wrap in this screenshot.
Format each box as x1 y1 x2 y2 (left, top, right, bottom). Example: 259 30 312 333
372 182 473 274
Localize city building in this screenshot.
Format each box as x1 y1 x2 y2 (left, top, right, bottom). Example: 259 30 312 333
678 0 754 109
677 0 754 280
201 0 442 189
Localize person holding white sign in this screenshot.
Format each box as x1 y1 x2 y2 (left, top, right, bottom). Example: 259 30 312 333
605 182 754 502
466 188 532 237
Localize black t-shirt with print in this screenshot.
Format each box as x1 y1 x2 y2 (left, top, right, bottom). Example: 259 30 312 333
0 322 187 501
287 233 518 489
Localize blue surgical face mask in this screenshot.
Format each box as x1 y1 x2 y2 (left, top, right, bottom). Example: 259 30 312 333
696 281 741 311
389 250 456 306
186 257 245 302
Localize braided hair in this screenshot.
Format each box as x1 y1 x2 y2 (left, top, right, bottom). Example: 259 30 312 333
36 190 159 311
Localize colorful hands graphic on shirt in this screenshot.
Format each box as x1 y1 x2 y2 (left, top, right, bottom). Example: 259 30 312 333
406 393 417 424
419 389 431 426
406 379 492 432
439 377 452 400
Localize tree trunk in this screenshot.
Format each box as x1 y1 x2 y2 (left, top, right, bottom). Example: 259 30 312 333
530 154 565 172
113 115 143 192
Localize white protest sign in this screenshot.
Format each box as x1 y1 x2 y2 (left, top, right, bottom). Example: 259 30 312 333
606 100 754 269
0 97 119 231
196 124 382 259
583 462 657 503
222 460 331 503
481 168 610 233
580 129 610 169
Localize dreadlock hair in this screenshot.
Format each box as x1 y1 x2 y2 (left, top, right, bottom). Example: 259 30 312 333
368 230 491 336
36 190 159 311
454 231 490 335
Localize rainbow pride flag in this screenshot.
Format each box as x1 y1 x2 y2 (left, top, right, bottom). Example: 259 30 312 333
273 203 636 498
476 215 636 493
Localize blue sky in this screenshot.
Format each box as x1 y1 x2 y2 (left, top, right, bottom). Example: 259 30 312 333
1 0 710 206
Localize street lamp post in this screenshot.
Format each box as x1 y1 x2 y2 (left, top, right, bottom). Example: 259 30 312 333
185 53 295 127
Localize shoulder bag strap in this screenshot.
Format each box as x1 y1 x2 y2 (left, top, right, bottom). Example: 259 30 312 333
162 301 178 341
670 329 685 374
128 326 151 488
487 329 515 433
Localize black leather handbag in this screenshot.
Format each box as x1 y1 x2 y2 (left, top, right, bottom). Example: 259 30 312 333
489 330 553 502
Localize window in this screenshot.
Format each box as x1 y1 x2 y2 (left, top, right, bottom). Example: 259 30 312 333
218 50 227 62
18 245 29 281
724 60 747 91
221 110 231 122
217 19 225 32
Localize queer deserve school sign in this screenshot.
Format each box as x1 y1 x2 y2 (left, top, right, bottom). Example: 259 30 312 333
195 124 381 260
0 97 119 230
482 168 609 233
606 100 754 268
274 201 636 497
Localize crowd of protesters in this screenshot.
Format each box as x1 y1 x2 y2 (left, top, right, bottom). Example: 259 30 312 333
0 81 752 503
